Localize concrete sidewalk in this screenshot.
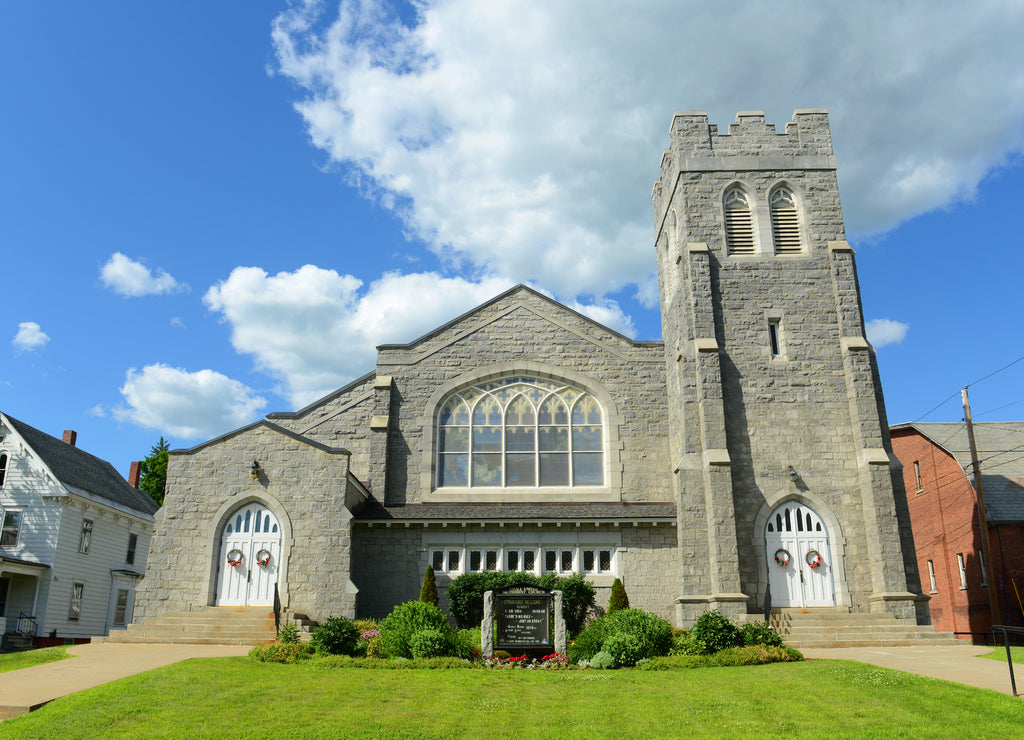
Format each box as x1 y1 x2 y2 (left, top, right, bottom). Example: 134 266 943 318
801 643 1023 696
0 642 251 719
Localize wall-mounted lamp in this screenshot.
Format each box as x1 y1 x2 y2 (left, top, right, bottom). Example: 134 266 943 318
251 460 261 480
787 466 799 482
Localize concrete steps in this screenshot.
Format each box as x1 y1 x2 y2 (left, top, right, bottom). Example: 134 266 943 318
771 608 959 648
101 607 276 646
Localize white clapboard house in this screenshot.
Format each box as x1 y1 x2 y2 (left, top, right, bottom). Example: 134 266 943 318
0 412 158 648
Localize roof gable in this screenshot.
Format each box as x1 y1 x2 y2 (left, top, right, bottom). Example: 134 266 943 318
2 413 159 516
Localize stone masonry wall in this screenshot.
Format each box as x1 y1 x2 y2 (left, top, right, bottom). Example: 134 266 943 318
376 288 673 506
134 424 356 623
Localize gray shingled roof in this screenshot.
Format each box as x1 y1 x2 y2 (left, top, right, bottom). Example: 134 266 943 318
4 414 159 517
895 422 1024 523
354 502 677 522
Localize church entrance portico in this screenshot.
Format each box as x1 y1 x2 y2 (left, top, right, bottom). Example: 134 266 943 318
216 502 281 607
765 501 835 608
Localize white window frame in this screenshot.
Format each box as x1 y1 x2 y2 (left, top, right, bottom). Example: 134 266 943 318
957 553 967 590
0 453 7 487
427 533 619 579
113 588 130 626
79 518 93 554
0 510 21 548
435 377 606 490
914 461 923 492
927 559 937 593
126 533 138 565
69 582 84 621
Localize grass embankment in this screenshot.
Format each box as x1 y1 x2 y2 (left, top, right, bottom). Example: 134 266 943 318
982 645 1024 664
2 657 1023 739
0 646 69 673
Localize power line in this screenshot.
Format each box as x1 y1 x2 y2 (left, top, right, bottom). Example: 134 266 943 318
912 353 1024 423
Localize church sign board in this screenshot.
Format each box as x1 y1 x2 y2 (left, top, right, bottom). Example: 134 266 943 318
495 585 553 651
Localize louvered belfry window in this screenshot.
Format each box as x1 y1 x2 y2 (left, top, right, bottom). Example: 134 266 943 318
724 187 755 255
770 187 802 254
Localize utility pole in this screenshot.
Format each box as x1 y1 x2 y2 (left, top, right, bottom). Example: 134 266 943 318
962 387 1002 628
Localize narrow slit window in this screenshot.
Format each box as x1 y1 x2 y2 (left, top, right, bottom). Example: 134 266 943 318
768 320 782 358
957 553 967 589
79 518 93 554
927 560 937 592
979 550 988 586
914 461 923 492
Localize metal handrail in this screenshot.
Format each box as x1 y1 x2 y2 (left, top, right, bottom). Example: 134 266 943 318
992 625 1024 697
17 612 37 637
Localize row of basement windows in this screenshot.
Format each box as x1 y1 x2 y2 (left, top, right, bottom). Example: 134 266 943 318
925 551 988 593
724 185 804 256
431 545 616 577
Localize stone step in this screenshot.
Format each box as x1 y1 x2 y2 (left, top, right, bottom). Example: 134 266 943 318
104 633 273 646
788 637 959 648
782 624 936 635
105 606 277 646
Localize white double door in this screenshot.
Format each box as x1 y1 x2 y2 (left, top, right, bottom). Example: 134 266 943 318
765 502 835 608
216 503 281 607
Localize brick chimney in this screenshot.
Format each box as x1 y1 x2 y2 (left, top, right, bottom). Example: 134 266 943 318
62 430 77 447
128 461 141 488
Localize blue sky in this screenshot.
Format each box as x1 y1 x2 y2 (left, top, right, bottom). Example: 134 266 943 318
3 1 1024 476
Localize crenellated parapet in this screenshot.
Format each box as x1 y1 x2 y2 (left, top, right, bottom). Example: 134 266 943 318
653 109 836 226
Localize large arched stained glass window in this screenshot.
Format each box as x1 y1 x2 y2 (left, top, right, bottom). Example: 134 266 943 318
437 377 604 488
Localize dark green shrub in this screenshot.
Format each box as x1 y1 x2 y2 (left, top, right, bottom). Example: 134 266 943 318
310 615 360 656
409 629 448 658
277 623 300 644
607 578 629 613
446 571 595 635
379 601 451 659
602 632 643 667
707 644 801 666
448 628 479 660
420 565 439 607
688 610 742 654
248 642 314 663
739 620 783 647
568 608 673 664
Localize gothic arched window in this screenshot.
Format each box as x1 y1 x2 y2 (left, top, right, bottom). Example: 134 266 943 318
436 377 604 488
770 186 803 254
724 186 756 255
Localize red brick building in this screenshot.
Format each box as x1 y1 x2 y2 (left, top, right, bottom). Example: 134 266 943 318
891 423 1024 640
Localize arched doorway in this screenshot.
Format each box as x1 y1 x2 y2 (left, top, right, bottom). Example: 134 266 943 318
765 501 835 607
216 502 281 607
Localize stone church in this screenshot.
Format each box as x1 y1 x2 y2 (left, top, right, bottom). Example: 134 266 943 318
133 110 928 630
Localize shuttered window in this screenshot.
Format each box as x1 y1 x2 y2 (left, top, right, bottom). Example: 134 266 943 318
770 187 802 254
724 187 755 255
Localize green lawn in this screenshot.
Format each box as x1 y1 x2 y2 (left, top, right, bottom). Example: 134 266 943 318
0 646 69 673
2 658 1023 739
981 645 1024 664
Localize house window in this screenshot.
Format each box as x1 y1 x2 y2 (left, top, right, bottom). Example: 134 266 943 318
724 186 756 255
79 518 93 554
126 533 138 565
0 578 9 616
0 511 21 547
69 582 84 621
0 454 7 486
769 186 802 254
927 560 937 593
436 376 604 489
113 589 130 626
768 320 782 359
979 550 988 586
914 461 923 492
957 553 967 589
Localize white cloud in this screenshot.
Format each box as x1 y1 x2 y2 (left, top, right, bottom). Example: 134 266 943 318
566 300 636 338
866 319 909 349
87 404 106 418
272 0 1024 298
204 265 516 406
100 252 184 297
116 364 267 439
170 317 186 329
12 322 50 351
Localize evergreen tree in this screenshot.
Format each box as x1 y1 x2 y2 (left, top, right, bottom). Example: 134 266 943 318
138 437 170 506
608 577 630 613
419 564 439 607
